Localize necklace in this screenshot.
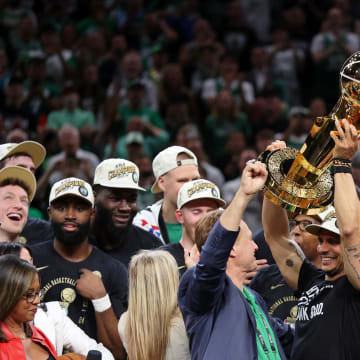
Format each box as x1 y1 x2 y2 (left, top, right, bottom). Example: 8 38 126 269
6 324 26 340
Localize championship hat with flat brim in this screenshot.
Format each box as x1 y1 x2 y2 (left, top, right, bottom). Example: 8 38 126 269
0 166 36 201
0 141 46 169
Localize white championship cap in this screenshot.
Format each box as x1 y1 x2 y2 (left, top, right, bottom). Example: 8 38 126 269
0 141 46 169
0 166 36 201
93 159 145 191
305 210 340 237
49 177 94 207
151 146 198 194
177 179 226 209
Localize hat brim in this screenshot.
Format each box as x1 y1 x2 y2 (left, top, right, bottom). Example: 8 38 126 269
151 181 161 194
95 182 146 192
179 196 226 209
50 193 94 207
4 141 46 169
305 223 340 236
0 166 36 201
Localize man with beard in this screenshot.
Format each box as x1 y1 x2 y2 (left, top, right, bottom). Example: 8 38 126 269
91 158 162 267
31 177 128 359
262 119 360 360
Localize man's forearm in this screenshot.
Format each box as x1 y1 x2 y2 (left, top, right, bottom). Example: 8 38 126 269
95 308 126 360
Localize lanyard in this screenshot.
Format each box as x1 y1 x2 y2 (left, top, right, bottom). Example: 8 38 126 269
255 310 278 359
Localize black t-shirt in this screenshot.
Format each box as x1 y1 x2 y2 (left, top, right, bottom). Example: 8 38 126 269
250 264 298 324
21 217 54 245
160 242 186 277
292 259 360 360
31 241 128 340
91 225 162 268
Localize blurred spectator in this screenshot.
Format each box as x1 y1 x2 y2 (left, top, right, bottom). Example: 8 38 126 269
105 50 158 119
309 96 328 118
222 131 248 180
47 84 95 142
158 63 198 122
110 0 145 47
165 0 201 44
265 28 305 105
219 1 257 71
176 124 225 188
1 76 33 137
190 43 220 94
254 128 276 154
40 26 74 86
248 89 289 133
201 54 255 111
163 95 192 141
78 63 105 130
245 46 272 97
275 106 313 149
241 0 272 43
99 34 128 89
310 7 360 107
146 43 170 85
36 124 99 200
10 15 40 62
139 12 178 68
0 48 11 93
106 80 168 155
6 128 28 143
204 89 251 166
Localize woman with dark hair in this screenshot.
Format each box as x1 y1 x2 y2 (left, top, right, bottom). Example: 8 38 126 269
0 254 58 359
0 242 114 359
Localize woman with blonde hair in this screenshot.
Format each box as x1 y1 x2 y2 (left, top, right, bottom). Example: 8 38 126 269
118 250 190 360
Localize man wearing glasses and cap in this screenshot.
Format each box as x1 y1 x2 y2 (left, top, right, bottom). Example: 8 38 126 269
262 119 360 359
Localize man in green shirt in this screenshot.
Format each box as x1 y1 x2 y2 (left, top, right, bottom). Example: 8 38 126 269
47 85 95 141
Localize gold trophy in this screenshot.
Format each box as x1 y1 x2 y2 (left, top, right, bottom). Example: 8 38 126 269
260 51 360 215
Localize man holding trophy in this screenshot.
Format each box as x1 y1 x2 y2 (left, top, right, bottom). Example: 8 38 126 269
262 51 360 359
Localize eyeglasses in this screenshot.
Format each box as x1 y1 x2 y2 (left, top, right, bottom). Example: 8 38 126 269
289 219 313 231
22 290 43 304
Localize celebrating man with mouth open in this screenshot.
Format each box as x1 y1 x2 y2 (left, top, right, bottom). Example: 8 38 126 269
262 119 360 360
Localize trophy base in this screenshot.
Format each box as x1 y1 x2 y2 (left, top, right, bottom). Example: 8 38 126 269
260 148 334 215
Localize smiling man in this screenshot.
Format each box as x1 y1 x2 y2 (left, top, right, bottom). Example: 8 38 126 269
0 166 36 242
91 159 162 267
30 177 128 359
262 120 360 360
161 179 225 276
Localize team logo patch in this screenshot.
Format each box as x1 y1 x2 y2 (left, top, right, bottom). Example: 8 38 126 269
132 172 138 184
79 186 88 197
211 188 219 198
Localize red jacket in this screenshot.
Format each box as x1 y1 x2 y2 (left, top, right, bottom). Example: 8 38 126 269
0 322 58 360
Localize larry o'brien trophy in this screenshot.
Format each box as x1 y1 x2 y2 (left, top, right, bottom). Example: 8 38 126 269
259 51 360 215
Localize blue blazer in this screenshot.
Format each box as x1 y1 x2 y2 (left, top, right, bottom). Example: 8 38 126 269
178 221 293 360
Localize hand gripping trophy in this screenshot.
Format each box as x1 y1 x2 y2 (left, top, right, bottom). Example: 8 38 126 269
260 51 360 215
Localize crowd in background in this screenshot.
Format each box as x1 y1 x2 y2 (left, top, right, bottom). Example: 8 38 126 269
2 0 360 229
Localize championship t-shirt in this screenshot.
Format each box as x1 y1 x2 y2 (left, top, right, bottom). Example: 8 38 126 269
31 241 128 340
250 264 298 324
91 225 162 268
291 260 360 360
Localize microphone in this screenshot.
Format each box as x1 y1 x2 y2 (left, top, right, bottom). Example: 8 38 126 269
86 350 102 360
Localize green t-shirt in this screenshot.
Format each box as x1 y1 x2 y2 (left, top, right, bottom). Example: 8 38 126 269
47 108 95 130
165 222 183 243
242 287 281 360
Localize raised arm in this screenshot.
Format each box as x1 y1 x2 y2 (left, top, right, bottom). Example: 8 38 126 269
180 162 268 314
330 119 360 291
262 141 305 291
